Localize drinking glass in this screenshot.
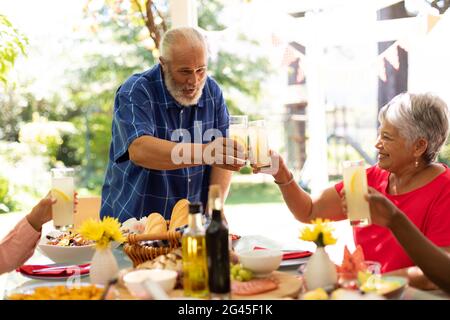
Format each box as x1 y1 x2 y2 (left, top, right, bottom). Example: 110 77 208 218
342 160 371 227
248 120 271 168
51 168 75 231
228 115 248 161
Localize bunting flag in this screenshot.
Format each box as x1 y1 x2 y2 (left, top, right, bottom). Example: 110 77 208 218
296 57 306 83
271 34 283 47
384 45 400 70
427 14 441 33
377 58 387 82
281 44 300 67
273 13 443 84
376 14 443 81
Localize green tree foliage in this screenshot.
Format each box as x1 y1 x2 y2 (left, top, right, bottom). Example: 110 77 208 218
0 14 28 86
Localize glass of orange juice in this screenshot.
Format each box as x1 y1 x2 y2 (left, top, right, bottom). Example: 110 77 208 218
342 160 371 227
51 168 75 231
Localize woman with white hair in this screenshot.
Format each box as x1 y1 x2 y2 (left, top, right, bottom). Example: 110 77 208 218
257 92 450 289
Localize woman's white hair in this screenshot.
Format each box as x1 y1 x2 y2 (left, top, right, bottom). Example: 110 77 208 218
159 27 207 62
378 92 450 163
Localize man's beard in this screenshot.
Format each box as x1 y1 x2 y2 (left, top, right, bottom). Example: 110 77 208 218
164 70 206 107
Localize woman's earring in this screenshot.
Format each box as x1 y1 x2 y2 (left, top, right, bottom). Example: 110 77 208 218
415 158 419 168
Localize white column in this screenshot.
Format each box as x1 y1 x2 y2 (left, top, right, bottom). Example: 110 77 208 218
169 0 198 28
304 11 329 196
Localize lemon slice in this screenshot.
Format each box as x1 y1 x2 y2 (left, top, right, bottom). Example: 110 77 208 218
349 170 363 193
51 188 71 202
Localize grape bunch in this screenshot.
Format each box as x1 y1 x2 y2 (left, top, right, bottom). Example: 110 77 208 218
230 263 253 282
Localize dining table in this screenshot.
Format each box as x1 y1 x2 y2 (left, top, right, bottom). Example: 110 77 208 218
1 243 449 300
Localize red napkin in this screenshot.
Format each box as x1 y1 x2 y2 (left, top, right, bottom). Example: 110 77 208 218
17 264 90 277
253 246 312 260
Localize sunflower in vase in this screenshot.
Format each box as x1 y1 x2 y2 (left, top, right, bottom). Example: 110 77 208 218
299 218 338 292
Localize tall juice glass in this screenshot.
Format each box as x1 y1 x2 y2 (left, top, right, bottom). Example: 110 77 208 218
228 115 248 165
51 168 75 231
342 160 371 227
248 120 271 168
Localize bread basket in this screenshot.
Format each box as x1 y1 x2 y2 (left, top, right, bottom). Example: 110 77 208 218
124 229 184 267
123 199 189 267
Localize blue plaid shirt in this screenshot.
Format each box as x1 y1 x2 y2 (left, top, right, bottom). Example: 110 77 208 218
100 64 229 223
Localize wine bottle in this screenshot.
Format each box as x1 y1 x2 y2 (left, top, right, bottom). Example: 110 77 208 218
206 185 231 299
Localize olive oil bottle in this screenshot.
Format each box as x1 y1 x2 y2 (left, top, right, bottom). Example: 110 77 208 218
206 185 231 299
182 202 209 299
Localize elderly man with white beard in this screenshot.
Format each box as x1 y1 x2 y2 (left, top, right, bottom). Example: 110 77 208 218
100 27 245 222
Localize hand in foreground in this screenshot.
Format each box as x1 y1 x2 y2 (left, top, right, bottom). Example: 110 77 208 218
364 187 399 228
204 137 246 171
26 193 57 232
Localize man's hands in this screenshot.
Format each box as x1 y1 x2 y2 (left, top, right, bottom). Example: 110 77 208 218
204 137 247 171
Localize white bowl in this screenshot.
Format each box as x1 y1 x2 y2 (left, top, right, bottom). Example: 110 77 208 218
123 269 177 299
37 238 95 264
237 249 283 276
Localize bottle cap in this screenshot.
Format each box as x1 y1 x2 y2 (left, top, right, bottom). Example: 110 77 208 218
189 202 203 214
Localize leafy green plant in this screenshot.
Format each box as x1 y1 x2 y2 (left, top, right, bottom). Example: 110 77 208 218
0 14 28 86
0 175 17 213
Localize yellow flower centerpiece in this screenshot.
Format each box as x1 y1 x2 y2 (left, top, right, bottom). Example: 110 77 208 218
78 217 125 286
300 218 338 291
78 217 125 249
299 218 337 247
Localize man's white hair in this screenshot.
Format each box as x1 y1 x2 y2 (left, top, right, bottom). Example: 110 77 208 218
378 92 450 163
159 27 207 61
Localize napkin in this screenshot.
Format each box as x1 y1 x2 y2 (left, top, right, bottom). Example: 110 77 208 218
17 264 90 277
253 246 312 260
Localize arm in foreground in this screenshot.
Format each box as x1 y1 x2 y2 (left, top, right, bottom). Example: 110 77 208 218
0 196 55 274
366 188 450 294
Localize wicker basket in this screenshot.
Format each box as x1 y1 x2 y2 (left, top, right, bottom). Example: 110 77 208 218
123 230 183 267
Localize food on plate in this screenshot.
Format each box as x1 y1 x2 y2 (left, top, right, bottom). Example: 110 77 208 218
336 245 367 280
359 276 403 295
137 249 183 272
230 263 253 282
231 278 278 296
302 287 329 300
137 249 183 288
46 231 93 247
8 285 103 300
